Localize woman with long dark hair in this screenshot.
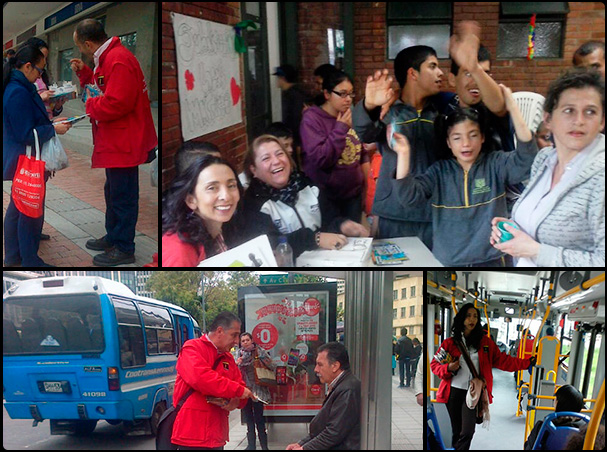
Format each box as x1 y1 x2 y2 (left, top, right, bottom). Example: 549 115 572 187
431 303 534 450
3 45 71 267
162 154 244 266
300 70 368 223
24 37 69 119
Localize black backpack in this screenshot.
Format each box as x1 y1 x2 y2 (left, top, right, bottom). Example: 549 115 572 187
156 355 224 450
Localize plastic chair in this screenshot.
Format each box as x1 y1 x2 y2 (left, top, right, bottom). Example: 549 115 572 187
531 411 590 450
512 91 546 138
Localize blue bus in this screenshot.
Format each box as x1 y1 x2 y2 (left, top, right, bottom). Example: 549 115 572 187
3 276 200 436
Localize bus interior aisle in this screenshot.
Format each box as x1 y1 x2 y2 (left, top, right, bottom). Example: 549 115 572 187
427 271 605 451
470 367 526 449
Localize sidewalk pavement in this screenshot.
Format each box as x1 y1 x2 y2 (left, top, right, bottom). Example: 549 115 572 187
224 372 423 450
2 98 158 267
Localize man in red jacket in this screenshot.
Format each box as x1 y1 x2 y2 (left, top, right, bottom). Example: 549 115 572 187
70 19 157 266
172 312 254 449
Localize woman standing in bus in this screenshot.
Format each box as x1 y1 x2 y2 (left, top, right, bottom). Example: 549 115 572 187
431 303 535 450
236 332 274 450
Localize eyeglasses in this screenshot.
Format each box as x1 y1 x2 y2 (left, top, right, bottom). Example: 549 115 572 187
332 91 356 99
32 65 45 75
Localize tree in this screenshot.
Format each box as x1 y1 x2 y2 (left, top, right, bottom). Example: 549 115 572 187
145 271 260 330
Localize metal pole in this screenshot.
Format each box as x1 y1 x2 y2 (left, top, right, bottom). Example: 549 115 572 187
345 271 392 450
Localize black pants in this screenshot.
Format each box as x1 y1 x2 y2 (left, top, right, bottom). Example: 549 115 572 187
446 387 477 450
243 398 268 449
104 166 139 254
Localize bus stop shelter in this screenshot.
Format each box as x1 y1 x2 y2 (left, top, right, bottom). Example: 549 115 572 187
292 271 422 449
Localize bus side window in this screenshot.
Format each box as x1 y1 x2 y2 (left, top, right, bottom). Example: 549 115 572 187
140 304 174 355
113 298 146 368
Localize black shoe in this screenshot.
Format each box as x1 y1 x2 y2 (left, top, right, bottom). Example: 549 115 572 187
86 236 113 251
40 233 50 240
93 247 135 266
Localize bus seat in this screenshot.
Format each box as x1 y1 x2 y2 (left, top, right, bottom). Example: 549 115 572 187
3 319 23 353
66 317 93 351
41 318 68 351
20 318 43 351
90 326 104 350
427 401 454 450
531 411 590 450
533 379 556 425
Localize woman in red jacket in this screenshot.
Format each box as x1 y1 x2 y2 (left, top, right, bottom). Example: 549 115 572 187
431 303 534 450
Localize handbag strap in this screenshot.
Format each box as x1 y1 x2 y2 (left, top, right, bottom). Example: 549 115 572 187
254 347 271 370
455 338 481 380
176 354 225 411
32 129 40 160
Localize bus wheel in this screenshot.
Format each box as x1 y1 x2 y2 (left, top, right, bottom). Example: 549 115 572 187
151 401 167 436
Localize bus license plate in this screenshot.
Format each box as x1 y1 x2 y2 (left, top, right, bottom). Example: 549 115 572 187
43 382 65 393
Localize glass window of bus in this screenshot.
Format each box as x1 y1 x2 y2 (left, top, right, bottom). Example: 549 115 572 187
113 298 146 368
139 303 175 355
3 294 103 355
559 315 576 373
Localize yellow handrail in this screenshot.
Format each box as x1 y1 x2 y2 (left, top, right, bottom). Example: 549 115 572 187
451 272 458 314
583 379 605 450
551 273 604 305
483 303 490 337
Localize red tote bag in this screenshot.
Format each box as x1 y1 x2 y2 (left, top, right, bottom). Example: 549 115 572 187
11 129 45 218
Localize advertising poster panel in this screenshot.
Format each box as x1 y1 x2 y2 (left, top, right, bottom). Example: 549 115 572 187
238 283 337 421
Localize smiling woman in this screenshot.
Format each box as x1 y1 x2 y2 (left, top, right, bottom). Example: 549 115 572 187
162 154 244 266
240 134 369 260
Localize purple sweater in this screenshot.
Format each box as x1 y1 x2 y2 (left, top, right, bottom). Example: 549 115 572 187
300 106 367 200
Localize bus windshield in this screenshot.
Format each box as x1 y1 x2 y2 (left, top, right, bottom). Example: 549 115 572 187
3 295 104 355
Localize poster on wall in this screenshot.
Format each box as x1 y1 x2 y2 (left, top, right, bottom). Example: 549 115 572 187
171 12 242 141
238 283 337 420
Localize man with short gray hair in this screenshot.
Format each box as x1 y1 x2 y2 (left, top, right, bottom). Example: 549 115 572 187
286 342 360 450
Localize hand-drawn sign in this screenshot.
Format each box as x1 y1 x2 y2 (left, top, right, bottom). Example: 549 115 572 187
171 12 242 141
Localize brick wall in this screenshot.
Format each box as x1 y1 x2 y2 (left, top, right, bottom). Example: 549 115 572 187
315 2 605 107
297 2 343 97
161 2 246 192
